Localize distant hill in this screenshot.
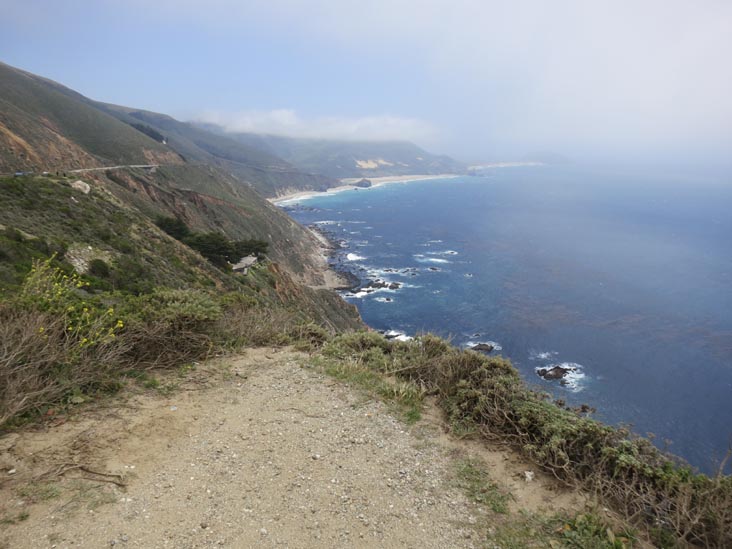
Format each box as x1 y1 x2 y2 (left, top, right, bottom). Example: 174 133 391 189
94 105 339 198
0 62 179 172
195 123 467 180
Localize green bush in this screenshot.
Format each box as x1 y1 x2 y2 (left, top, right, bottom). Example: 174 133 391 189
155 215 191 240
88 258 110 278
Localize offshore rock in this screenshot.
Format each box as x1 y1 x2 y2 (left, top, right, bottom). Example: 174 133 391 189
536 365 575 381
470 343 495 353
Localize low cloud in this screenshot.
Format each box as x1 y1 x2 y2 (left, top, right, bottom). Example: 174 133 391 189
194 109 437 142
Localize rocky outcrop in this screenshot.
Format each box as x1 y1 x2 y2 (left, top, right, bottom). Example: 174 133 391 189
470 343 494 353
536 365 576 381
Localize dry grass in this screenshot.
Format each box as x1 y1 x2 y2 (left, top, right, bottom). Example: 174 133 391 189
0 306 125 425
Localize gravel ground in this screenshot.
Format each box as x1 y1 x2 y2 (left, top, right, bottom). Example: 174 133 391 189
1 348 495 548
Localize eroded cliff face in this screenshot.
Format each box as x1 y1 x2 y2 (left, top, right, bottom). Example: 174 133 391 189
0 118 98 172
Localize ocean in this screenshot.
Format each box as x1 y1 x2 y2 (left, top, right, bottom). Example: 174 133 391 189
281 165 732 474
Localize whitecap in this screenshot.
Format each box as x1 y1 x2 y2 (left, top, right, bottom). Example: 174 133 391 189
562 369 586 392
374 297 394 303
414 254 451 264
535 362 585 392
343 290 369 299
382 329 414 342
346 253 365 261
529 350 559 361
427 250 459 256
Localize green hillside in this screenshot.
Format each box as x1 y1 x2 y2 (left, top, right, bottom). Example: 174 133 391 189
0 63 178 172
95 105 339 198
0 62 346 281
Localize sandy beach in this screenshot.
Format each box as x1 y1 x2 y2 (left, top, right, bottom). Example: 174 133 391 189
269 173 460 205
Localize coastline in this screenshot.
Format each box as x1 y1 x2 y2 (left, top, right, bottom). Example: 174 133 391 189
269 173 460 205
306 223 360 291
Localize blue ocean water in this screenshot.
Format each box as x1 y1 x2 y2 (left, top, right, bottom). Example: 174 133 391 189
283 165 732 473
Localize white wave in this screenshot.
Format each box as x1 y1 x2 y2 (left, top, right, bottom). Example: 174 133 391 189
313 220 338 225
382 329 414 342
535 362 586 392
342 290 370 299
426 250 459 256
562 369 586 392
414 254 451 264
346 253 365 261
374 297 394 303
529 350 559 361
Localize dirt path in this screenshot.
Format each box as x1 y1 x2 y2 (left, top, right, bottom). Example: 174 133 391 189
0 349 582 548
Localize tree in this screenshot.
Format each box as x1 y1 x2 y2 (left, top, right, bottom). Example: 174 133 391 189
155 216 190 241
233 239 269 258
184 232 236 268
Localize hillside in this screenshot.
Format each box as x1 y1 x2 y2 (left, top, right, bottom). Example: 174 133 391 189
0 61 348 285
0 63 179 172
0 62 338 199
196 123 467 180
94 105 340 198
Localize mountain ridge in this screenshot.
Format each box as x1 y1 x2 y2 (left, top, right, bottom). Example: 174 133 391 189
194 122 467 180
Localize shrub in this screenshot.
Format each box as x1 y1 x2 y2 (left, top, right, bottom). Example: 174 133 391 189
155 215 190 240
88 258 110 278
213 300 299 348
117 288 222 369
1 259 129 425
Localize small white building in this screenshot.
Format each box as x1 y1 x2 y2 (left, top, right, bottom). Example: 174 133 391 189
232 255 258 275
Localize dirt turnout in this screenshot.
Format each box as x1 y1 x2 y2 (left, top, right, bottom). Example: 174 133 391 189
0 349 581 548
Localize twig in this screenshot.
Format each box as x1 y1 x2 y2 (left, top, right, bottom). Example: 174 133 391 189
80 475 126 487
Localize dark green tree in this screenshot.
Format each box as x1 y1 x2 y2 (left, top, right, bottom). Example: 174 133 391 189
155 216 191 241
233 239 269 259
184 232 237 268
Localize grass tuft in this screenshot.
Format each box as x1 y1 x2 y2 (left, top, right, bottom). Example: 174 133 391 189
454 457 511 514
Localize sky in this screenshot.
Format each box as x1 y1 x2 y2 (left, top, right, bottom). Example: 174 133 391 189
2 0 731 163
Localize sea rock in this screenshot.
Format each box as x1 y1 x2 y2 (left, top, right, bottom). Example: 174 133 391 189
365 279 402 290
536 365 576 381
470 343 494 353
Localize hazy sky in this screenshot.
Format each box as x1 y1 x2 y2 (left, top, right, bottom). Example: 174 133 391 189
2 0 731 162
